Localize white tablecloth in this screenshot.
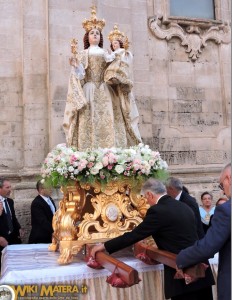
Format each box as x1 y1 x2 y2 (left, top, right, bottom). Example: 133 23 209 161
0 244 218 300
0 244 165 284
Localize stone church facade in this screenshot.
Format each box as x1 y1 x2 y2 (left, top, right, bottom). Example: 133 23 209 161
0 0 231 241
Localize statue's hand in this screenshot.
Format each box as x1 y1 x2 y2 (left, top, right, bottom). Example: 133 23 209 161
69 57 79 67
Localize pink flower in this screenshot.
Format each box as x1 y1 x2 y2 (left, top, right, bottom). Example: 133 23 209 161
87 162 94 168
107 165 113 170
102 156 109 167
70 154 78 163
133 164 141 171
108 153 116 164
80 159 88 166
133 159 141 165
78 163 86 171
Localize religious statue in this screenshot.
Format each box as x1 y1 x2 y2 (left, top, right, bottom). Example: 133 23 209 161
63 7 142 150
105 24 141 143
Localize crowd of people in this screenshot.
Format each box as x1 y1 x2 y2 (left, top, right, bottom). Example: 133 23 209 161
0 163 230 300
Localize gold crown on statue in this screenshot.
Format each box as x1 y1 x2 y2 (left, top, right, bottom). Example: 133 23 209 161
82 6 105 32
108 24 125 43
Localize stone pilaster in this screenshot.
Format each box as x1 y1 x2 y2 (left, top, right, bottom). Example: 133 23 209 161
22 0 49 171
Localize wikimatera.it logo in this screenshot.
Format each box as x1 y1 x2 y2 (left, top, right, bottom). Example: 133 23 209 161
0 284 88 299
0 285 16 300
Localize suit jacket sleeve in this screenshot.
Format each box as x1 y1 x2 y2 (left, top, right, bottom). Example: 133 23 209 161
188 199 205 239
105 206 162 254
181 192 204 239
176 202 231 268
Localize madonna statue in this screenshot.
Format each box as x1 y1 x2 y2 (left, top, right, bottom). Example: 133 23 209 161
63 8 141 150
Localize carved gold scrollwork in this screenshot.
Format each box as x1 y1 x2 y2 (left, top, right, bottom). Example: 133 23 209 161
49 182 86 264
77 180 143 241
129 191 149 218
148 16 231 61
50 179 147 264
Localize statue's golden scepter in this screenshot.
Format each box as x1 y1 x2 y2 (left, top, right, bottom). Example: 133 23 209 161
70 38 78 67
123 36 130 51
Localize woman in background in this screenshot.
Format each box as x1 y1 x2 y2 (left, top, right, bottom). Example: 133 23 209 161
209 196 228 227
199 192 215 233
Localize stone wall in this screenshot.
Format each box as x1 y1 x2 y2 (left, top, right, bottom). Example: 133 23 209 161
0 0 230 242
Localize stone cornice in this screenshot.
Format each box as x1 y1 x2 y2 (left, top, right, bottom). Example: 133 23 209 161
0 167 40 181
148 16 231 61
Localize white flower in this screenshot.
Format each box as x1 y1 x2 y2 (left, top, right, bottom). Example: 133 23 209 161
68 166 75 172
89 155 95 162
115 165 124 174
90 167 100 175
57 167 63 174
95 162 103 170
41 143 168 185
149 159 155 166
72 162 78 167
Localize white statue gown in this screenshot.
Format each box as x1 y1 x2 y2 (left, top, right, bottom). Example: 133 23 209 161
63 46 141 150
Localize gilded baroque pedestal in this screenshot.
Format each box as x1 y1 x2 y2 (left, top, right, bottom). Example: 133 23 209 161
49 179 149 264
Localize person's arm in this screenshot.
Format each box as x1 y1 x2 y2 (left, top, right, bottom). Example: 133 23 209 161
91 207 161 258
176 203 230 268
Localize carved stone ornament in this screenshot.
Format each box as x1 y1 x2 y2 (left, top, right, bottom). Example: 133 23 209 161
148 16 231 61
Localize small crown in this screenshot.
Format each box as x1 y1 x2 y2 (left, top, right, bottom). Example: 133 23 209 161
82 6 105 32
108 24 125 43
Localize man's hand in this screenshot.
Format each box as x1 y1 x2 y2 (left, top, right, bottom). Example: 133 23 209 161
19 228 24 239
90 243 106 259
0 237 8 247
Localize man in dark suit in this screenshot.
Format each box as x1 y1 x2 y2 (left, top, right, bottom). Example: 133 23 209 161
0 177 22 270
28 180 56 244
166 177 205 239
176 163 231 300
91 179 214 300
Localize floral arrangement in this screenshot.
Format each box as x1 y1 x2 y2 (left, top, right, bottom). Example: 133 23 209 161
41 143 168 187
